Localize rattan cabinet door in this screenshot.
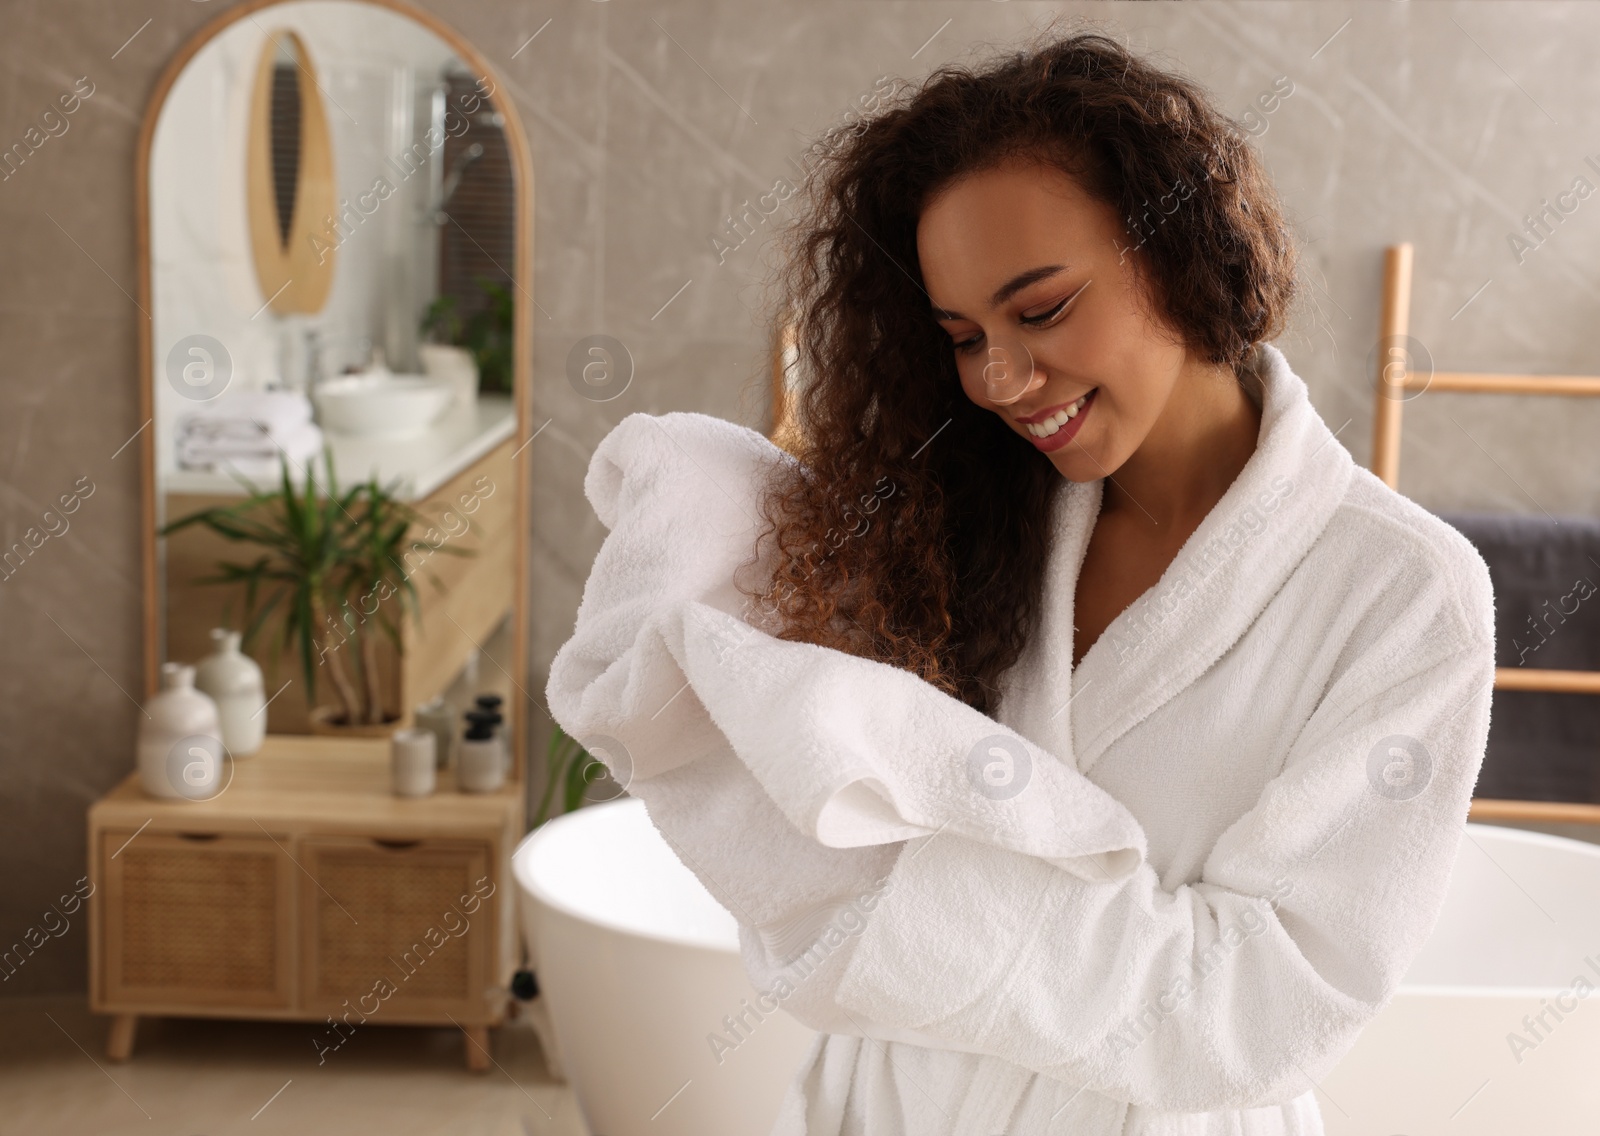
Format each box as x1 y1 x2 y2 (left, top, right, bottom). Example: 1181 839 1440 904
101 830 295 1010
299 837 493 1023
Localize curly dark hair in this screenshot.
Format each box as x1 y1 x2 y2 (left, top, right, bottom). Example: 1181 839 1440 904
743 25 1299 714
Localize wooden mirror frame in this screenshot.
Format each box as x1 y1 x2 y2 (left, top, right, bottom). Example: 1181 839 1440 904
134 0 536 781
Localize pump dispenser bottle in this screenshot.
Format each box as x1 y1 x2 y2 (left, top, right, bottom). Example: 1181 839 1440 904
456 708 505 792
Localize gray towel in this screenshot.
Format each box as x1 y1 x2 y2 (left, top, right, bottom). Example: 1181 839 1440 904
1436 511 1600 803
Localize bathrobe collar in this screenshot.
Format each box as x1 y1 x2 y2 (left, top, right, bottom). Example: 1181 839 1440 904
996 343 1356 775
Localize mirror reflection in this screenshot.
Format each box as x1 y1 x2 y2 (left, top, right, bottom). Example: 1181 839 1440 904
150 1 518 742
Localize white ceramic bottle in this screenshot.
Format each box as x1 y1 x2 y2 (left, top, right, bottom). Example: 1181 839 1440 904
414 696 455 770
195 628 266 756
138 662 226 800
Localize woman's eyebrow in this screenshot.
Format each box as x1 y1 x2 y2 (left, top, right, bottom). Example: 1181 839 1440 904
930 263 1071 320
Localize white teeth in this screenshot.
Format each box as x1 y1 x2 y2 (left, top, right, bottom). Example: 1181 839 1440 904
1024 393 1091 438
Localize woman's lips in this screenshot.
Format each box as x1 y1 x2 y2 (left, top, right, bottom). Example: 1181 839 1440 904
1022 389 1096 452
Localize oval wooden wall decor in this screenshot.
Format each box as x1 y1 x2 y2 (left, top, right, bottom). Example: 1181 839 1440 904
246 30 336 314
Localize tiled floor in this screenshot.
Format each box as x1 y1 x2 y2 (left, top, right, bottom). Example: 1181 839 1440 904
0 994 587 1136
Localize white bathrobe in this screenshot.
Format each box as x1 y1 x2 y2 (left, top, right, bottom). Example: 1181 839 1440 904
546 343 1498 1136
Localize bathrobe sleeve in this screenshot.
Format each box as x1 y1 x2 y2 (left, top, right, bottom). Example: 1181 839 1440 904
801 558 1498 1112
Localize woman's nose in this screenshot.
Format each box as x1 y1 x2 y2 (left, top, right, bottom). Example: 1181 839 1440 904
980 335 1047 405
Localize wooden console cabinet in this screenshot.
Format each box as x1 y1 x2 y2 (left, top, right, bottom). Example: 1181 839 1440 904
87 735 523 1070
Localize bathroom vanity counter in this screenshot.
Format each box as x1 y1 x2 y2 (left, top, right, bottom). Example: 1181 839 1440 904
164 394 516 500
87 734 523 1070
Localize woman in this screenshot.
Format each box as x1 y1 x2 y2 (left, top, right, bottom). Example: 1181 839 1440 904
549 29 1496 1136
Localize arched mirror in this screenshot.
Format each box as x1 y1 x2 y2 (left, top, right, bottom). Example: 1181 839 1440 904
136 0 533 773
101 3 534 1063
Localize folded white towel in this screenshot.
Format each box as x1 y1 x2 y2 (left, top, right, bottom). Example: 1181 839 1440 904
176 419 323 474
547 343 1499 1135
176 389 323 474
179 388 314 435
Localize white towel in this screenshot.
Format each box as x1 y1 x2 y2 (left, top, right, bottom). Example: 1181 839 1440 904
176 390 322 474
176 421 324 475
179 388 314 435
546 343 1498 1135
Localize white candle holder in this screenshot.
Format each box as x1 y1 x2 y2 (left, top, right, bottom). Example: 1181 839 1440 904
391 728 437 797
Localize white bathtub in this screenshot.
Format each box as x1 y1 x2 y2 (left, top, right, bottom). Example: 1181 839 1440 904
516 807 1600 1136
513 798 815 1136
1324 823 1600 1134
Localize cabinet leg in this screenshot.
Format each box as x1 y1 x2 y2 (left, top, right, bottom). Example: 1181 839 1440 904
106 1014 139 1062
463 1024 491 1072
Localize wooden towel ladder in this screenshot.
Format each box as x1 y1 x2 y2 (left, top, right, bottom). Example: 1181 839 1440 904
1373 242 1600 827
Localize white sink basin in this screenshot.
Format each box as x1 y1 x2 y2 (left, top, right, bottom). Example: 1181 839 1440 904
313 373 454 438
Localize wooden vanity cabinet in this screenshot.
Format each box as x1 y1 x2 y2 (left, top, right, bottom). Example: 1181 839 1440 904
297 835 494 1022
99 830 296 1011
87 736 523 1070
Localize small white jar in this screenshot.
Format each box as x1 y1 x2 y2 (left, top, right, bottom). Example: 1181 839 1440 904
195 628 267 756
413 697 455 770
138 662 226 800
391 729 437 797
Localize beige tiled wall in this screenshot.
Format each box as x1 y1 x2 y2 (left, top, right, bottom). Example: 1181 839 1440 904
3 0 1597 994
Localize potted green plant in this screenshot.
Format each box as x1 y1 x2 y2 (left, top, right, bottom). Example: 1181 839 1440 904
418 294 478 409
419 277 515 399
532 726 621 827
161 450 469 734
462 279 514 396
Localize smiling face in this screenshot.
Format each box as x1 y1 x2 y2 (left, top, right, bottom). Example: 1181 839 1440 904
918 157 1196 483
